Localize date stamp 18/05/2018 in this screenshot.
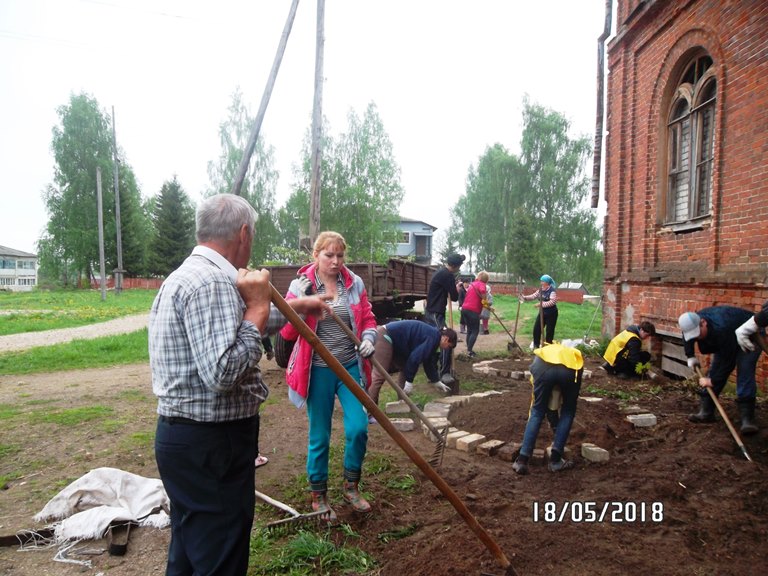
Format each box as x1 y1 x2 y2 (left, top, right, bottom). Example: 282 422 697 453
532 501 664 523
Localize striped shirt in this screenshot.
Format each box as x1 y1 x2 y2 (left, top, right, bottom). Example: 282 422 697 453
312 277 356 366
149 246 286 422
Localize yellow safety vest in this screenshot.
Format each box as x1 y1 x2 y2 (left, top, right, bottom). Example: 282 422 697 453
533 343 584 371
603 330 639 366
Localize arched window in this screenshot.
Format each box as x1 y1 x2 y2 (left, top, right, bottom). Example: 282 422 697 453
664 54 716 224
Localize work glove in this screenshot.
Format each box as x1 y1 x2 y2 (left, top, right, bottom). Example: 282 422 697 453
403 381 414 395
687 357 701 369
432 380 451 394
518 295 525 303
296 275 313 297
735 317 758 352
358 340 375 358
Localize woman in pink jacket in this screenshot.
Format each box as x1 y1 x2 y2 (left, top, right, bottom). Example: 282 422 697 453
280 231 378 523
462 271 489 358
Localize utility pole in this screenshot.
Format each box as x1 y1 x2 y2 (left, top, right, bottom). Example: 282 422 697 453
308 0 325 243
112 106 124 294
96 168 107 301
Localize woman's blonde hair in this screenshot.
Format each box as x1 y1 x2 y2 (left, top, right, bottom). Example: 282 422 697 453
313 231 347 255
476 270 489 283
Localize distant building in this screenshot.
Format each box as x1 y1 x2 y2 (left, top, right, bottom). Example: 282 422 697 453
394 218 437 265
0 245 38 291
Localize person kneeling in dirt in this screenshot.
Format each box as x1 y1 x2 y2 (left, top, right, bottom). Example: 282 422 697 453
367 321 458 415
601 321 656 379
679 308 761 435
512 343 584 475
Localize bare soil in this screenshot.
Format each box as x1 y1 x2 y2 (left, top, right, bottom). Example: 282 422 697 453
1 329 767 576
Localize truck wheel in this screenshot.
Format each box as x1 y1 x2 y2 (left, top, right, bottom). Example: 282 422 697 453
272 332 295 369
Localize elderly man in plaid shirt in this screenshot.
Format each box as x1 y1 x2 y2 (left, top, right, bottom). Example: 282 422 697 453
150 194 330 576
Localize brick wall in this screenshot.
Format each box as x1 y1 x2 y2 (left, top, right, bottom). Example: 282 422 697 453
603 1 768 386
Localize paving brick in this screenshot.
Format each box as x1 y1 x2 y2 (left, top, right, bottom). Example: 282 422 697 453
435 396 472 408
446 430 470 448
627 413 657 427
497 443 520 462
422 419 451 441
477 439 505 456
622 405 648 414
581 443 610 462
531 448 546 465
456 433 487 453
385 400 410 414
423 401 451 416
471 391 503 399
389 418 415 432
472 366 494 375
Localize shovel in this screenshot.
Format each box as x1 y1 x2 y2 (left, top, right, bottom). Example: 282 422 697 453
489 306 523 353
271 284 517 575
694 367 753 462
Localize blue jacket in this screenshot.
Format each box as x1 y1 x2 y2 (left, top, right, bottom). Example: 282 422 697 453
384 320 442 383
684 306 753 359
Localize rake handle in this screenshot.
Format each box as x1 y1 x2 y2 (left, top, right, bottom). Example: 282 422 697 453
327 313 446 443
694 366 753 462
270 284 514 572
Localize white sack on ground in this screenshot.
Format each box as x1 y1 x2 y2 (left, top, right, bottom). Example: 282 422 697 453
34 467 170 542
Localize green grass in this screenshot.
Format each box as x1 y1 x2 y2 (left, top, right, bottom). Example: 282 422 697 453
450 294 602 345
0 329 149 375
29 405 114 426
249 529 375 575
0 289 156 335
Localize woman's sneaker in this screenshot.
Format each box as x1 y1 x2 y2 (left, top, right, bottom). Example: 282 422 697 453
512 459 529 475
548 459 575 472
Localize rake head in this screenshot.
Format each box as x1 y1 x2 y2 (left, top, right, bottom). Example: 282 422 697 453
264 509 329 532
428 426 450 467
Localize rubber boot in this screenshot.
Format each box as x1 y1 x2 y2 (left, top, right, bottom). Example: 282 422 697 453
738 399 759 436
311 491 338 524
688 394 716 423
342 481 371 513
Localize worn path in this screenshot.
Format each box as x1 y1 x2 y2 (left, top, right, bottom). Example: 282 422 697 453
0 313 150 353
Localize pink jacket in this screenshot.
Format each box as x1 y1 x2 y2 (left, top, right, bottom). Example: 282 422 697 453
280 263 378 408
463 280 487 314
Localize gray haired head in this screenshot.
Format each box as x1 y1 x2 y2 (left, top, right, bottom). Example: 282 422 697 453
196 194 257 244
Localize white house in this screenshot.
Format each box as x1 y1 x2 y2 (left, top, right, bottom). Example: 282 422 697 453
0 245 38 291
394 218 437 264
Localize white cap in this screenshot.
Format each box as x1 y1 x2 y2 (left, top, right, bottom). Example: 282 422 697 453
678 312 701 341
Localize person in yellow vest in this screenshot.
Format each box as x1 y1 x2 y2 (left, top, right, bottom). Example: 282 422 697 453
601 321 656 379
512 343 584 475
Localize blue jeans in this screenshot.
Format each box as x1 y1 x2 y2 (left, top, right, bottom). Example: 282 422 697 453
705 346 761 400
520 363 582 458
306 359 369 491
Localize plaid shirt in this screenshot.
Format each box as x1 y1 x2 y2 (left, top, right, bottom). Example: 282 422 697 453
149 246 284 422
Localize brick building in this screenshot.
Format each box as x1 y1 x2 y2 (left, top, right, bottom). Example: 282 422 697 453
601 0 768 378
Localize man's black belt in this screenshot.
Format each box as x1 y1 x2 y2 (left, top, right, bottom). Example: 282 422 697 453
158 415 216 426
158 414 256 426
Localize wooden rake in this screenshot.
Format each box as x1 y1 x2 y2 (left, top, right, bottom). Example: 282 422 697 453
327 312 449 467
271 285 517 575
254 489 327 530
694 366 753 462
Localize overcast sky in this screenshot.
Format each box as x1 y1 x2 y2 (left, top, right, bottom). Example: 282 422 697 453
0 0 610 255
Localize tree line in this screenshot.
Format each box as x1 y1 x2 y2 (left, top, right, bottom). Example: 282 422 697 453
37 92 601 289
